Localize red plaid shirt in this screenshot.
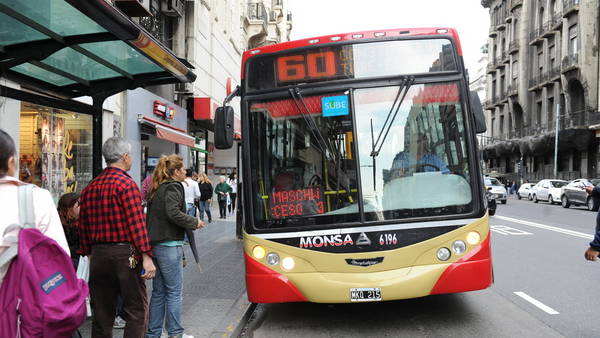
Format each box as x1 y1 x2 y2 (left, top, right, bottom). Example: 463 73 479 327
79 167 151 256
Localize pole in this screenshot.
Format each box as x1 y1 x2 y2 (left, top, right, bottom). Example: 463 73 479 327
553 104 560 179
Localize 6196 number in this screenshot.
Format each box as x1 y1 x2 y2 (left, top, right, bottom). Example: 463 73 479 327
379 233 398 246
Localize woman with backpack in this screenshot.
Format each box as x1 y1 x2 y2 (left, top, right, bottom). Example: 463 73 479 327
197 173 213 223
145 154 205 338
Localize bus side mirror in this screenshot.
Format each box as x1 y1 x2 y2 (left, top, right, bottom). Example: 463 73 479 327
469 91 487 134
215 106 234 149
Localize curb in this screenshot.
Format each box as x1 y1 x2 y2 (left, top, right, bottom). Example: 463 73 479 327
210 290 256 338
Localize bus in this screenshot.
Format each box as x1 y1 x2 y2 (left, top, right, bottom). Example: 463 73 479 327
216 27 491 303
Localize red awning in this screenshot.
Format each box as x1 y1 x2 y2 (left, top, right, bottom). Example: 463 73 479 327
139 116 195 147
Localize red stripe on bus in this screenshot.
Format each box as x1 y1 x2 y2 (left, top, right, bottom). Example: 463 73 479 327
244 253 307 303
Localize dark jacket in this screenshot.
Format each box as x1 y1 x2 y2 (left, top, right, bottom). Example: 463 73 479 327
199 182 213 201
591 187 600 250
146 180 197 244
214 182 232 201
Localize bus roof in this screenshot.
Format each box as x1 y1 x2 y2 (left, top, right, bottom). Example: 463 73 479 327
241 27 463 78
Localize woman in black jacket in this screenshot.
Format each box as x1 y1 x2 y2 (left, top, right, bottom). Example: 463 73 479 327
197 173 213 223
146 154 204 338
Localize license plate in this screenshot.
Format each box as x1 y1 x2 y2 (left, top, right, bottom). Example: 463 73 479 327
350 288 382 302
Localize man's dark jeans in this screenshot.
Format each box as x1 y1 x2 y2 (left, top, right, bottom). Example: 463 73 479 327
89 244 148 338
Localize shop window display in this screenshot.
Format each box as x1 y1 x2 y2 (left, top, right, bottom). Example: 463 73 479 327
19 103 93 202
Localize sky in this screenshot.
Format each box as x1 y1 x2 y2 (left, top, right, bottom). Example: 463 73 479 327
288 0 490 75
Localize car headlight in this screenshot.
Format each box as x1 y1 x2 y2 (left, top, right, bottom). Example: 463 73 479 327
436 247 451 261
452 240 467 255
281 257 295 270
466 231 481 245
266 252 280 266
252 246 266 260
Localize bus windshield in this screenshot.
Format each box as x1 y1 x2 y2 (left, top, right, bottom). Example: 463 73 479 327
248 81 474 230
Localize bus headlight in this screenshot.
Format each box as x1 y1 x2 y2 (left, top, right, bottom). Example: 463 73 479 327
252 246 266 260
466 232 481 245
452 240 466 255
436 247 451 261
266 252 280 266
281 257 295 270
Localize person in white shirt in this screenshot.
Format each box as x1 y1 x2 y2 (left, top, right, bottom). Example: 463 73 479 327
227 173 238 216
183 169 201 217
0 129 70 285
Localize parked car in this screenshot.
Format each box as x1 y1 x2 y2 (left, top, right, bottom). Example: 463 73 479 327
532 179 568 204
517 183 535 200
484 177 507 204
561 178 600 211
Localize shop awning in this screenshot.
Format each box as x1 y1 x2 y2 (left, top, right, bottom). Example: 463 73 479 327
139 116 195 147
0 0 196 100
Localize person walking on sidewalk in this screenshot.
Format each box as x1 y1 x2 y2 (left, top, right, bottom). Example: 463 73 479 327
197 173 213 223
183 169 201 217
146 155 204 338
79 137 156 338
227 173 238 216
215 176 232 219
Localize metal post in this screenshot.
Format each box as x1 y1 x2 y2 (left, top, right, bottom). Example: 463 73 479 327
553 104 560 179
92 96 105 178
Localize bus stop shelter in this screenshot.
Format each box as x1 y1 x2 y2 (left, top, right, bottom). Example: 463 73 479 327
0 0 196 176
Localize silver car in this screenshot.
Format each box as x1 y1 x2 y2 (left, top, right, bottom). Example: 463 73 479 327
517 183 535 201
484 177 507 204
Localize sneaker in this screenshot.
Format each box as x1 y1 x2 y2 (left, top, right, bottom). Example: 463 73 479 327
113 316 126 329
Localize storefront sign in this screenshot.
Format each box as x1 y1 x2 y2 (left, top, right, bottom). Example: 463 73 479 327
153 100 176 120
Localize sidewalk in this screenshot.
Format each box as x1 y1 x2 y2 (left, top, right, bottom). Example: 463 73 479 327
78 208 249 337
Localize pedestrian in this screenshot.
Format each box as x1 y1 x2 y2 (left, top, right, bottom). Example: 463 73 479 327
227 173 238 216
0 128 70 285
141 168 154 204
197 173 213 223
215 176 232 219
183 169 201 217
510 181 516 195
57 192 81 269
584 185 600 261
145 155 204 338
78 137 156 337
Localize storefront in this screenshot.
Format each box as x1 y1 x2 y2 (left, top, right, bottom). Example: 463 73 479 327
126 88 194 185
17 102 93 201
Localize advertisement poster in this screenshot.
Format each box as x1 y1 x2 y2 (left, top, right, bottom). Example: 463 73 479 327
40 112 66 199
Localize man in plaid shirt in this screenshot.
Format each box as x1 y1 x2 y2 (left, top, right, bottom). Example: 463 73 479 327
79 137 156 337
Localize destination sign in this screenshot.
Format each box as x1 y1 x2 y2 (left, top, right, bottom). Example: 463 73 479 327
270 187 325 219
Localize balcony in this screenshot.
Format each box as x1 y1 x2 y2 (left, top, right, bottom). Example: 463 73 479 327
563 0 580 17
245 2 268 48
541 21 556 38
510 0 523 10
548 65 561 81
529 28 543 45
489 26 498 38
528 75 541 90
561 53 579 72
139 6 168 47
551 13 563 29
495 56 506 69
565 108 600 128
486 63 496 74
508 40 519 54
507 84 518 97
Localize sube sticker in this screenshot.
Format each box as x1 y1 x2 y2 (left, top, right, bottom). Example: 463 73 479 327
322 95 349 117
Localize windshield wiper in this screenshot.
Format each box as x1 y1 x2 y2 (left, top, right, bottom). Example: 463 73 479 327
369 76 415 189
289 87 334 160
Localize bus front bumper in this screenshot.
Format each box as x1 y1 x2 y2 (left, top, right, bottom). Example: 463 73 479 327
245 236 492 303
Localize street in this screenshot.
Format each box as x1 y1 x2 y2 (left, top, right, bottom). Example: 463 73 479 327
244 196 600 337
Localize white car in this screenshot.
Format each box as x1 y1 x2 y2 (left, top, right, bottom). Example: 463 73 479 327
532 179 568 204
517 183 535 200
484 177 507 204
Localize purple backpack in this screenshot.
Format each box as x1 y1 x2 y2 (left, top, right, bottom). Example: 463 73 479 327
0 184 88 337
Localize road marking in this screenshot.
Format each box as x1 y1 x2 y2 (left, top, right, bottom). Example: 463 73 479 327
514 291 560 315
491 225 532 236
495 215 593 240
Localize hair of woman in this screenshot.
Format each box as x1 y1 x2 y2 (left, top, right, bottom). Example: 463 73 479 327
0 129 16 177
57 192 81 226
148 154 184 200
199 173 211 184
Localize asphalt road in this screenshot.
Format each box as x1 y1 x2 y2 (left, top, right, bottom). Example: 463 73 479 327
247 196 600 337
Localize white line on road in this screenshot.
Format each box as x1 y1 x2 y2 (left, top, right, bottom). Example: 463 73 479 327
495 215 593 240
491 225 532 236
514 291 560 315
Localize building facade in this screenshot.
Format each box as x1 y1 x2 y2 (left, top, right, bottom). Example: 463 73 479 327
481 0 600 182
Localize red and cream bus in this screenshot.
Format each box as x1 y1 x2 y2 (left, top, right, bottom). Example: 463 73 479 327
216 27 492 303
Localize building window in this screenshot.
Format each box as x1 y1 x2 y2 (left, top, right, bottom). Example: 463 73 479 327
549 44 556 69
19 103 93 202
499 115 504 137
536 101 542 126
568 24 578 55
547 97 554 128
537 50 544 75
512 60 519 80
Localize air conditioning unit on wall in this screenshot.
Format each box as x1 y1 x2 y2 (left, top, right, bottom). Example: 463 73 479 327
161 0 184 17
114 0 151 17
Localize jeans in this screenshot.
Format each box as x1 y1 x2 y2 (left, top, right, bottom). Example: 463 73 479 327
147 245 184 338
198 200 212 221
228 193 237 213
186 203 196 217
